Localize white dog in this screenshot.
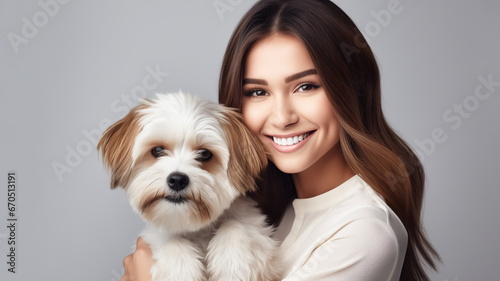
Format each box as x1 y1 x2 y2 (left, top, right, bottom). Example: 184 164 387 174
98 92 281 281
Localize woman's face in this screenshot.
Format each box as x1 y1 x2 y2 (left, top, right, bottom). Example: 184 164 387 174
242 33 342 175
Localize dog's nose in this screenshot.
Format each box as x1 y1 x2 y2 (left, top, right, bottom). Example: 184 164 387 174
167 172 189 192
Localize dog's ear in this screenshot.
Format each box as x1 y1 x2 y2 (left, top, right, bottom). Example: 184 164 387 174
97 104 147 189
221 108 267 194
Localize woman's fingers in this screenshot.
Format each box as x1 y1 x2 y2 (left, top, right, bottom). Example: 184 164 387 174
136 237 151 252
120 237 154 281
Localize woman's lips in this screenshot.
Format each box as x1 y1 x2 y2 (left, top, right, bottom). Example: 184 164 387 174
265 131 315 153
272 132 311 146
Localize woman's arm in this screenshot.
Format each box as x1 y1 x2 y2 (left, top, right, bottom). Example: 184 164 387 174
121 237 154 281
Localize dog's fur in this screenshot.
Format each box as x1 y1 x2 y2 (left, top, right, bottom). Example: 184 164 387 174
98 92 281 281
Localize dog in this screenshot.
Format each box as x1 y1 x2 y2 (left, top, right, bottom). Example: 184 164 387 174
98 92 281 281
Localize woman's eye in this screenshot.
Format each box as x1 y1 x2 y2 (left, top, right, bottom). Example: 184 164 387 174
196 148 213 162
244 89 268 97
296 83 319 92
151 146 165 158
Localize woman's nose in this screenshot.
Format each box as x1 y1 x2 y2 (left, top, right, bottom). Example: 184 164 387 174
270 95 298 128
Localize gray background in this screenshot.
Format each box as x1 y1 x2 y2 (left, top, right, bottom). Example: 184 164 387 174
1 0 499 280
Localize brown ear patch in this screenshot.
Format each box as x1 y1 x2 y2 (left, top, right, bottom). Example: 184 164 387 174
221 108 267 194
97 104 148 189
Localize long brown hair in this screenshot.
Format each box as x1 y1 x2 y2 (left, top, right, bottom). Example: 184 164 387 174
218 0 440 280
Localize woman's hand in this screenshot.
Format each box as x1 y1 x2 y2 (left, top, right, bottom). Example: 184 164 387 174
121 237 154 281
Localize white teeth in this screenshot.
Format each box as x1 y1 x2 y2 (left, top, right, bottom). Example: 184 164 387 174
273 133 310 146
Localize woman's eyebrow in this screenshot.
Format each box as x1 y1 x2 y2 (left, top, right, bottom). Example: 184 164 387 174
243 69 317 85
242 78 268 85
284 69 317 83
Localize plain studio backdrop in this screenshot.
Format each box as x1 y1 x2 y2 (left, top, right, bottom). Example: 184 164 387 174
1 0 499 280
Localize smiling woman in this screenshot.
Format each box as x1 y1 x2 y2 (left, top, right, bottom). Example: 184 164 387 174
219 0 440 280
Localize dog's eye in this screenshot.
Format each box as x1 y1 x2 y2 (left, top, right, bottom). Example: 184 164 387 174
196 149 213 162
151 146 165 158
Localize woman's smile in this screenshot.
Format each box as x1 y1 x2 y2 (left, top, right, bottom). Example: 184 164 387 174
270 131 312 147
264 131 316 154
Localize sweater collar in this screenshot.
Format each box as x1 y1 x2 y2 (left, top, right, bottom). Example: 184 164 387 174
292 174 361 214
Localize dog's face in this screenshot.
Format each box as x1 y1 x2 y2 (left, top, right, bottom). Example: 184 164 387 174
98 93 267 233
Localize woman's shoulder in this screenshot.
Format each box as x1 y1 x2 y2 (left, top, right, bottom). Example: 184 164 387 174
333 175 403 223
279 176 408 280
293 174 408 255
286 175 407 237
335 176 406 236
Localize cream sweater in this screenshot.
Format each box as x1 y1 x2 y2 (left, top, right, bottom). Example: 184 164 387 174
274 175 407 281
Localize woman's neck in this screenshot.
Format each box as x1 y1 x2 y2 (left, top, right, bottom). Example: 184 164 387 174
292 144 354 199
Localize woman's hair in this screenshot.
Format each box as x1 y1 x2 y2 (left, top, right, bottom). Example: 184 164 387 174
218 0 440 280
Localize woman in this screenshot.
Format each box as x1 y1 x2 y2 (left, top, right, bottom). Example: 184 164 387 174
121 0 440 280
